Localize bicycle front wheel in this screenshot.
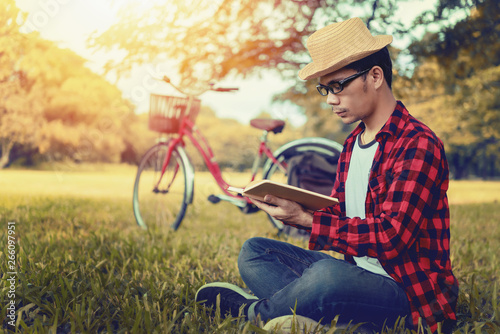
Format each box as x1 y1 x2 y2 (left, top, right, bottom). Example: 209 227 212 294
133 142 190 231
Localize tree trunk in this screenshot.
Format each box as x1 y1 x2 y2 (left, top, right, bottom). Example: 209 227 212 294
0 140 13 169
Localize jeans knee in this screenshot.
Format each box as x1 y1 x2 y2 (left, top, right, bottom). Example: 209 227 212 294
238 237 261 271
304 259 347 296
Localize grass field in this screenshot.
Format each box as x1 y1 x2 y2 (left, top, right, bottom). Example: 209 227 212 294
0 165 499 333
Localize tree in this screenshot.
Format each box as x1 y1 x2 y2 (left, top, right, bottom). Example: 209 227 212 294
0 0 136 168
398 0 500 178
0 78 43 168
89 0 483 165
31 45 133 163
90 0 477 85
0 0 43 168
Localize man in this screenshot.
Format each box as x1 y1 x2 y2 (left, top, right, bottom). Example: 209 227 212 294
196 17 458 333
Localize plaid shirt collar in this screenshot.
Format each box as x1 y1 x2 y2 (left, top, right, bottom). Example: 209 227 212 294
348 101 407 144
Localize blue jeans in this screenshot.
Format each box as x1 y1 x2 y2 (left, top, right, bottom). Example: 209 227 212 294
238 237 411 330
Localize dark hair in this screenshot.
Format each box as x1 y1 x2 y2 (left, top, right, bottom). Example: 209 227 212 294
345 47 392 89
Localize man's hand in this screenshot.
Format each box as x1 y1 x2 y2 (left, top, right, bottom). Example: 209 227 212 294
250 195 314 228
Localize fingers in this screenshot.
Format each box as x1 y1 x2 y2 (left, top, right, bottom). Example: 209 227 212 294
249 195 296 217
248 196 277 211
249 195 282 209
249 195 314 228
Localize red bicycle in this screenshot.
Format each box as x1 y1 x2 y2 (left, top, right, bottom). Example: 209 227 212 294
132 76 343 231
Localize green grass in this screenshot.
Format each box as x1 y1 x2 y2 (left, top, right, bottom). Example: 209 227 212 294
0 167 499 333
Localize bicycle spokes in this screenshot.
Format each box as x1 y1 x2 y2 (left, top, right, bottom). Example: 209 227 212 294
154 140 178 190
153 162 181 194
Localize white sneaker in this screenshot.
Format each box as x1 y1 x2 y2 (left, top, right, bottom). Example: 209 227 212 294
262 315 328 333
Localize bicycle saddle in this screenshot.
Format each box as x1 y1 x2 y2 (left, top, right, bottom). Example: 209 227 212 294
250 119 285 134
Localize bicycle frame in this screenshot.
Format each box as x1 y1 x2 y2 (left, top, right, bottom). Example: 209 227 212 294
156 113 287 202
134 77 344 232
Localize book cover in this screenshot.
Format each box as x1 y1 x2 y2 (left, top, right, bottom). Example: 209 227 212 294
227 179 337 211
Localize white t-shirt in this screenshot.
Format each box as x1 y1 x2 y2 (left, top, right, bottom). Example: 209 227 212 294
345 133 393 279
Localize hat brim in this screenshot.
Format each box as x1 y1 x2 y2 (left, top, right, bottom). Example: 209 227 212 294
298 35 393 80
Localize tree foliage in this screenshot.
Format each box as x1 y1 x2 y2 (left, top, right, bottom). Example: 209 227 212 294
90 0 500 178
90 0 475 84
2 0 499 179
0 0 135 168
0 1 42 168
398 0 500 178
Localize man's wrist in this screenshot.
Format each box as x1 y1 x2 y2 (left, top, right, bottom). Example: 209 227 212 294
299 210 314 229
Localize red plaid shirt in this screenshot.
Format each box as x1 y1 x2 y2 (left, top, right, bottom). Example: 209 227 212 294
309 101 458 332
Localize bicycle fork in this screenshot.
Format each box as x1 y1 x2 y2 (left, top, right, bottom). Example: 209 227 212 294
154 139 179 192
154 139 195 207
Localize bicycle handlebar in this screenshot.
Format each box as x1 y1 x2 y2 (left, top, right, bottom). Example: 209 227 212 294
160 75 238 96
213 87 239 92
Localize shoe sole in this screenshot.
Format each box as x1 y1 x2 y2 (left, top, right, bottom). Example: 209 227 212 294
263 315 327 333
195 282 259 303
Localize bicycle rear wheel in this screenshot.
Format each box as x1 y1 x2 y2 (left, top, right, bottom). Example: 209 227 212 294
262 138 343 231
133 142 189 231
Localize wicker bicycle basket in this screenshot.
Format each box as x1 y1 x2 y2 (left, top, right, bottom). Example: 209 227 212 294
148 94 201 133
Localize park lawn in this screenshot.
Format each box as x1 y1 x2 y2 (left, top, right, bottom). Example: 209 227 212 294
0 166 499 333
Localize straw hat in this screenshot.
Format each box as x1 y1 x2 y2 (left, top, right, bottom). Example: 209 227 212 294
298 17 393 80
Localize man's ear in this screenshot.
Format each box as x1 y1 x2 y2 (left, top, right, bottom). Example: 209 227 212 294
371 66 385 90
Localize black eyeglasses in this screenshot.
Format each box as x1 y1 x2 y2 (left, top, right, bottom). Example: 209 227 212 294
316 67 372 96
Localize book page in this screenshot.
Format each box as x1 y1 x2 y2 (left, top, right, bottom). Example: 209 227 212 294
227 186 245 194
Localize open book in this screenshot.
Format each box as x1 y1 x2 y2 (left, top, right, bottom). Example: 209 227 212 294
227 179 338 211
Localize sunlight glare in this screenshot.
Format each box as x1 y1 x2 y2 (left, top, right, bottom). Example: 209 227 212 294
118 0 224 27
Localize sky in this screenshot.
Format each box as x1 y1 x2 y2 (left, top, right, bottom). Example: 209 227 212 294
15 0 437 126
